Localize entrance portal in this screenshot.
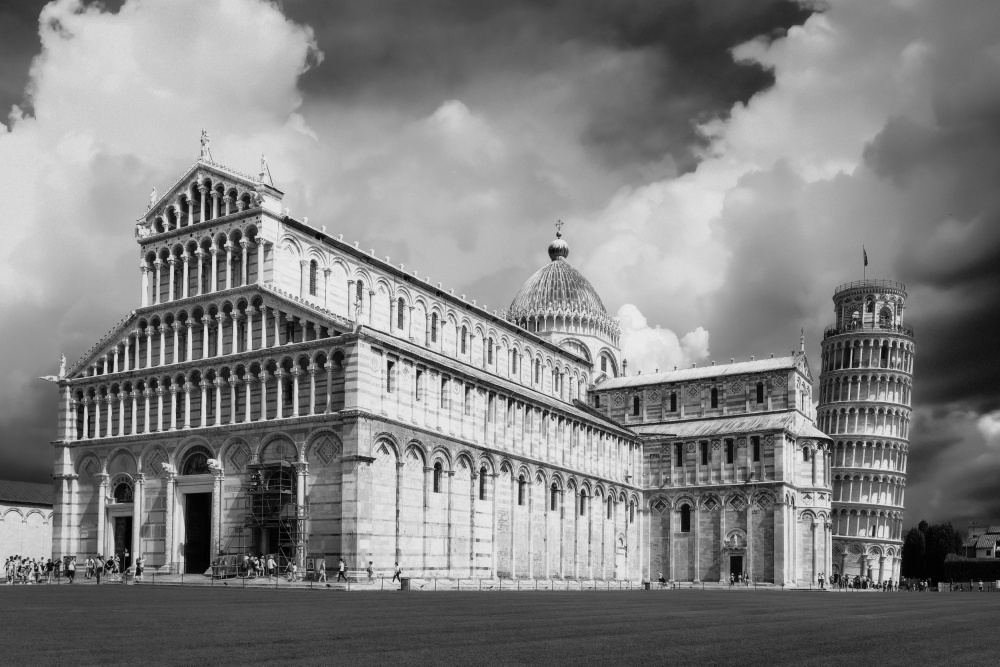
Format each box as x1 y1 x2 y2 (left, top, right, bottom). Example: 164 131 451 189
184 493 212 574
729 555 744 579
113 516 133 569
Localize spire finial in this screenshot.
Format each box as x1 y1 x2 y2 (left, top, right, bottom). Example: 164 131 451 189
800 328 805 353
199 129 210 159
555 219 564 238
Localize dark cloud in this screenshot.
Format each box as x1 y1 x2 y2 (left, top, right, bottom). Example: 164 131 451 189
283 0 814 172
0 0 48 119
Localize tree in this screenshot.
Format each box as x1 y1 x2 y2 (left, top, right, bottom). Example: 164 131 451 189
901 527 925 578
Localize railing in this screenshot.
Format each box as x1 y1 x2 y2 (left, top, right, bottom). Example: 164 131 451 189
824 323 914 339
834 279 907 294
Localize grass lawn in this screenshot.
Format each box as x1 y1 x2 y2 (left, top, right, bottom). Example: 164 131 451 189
1 586 996 666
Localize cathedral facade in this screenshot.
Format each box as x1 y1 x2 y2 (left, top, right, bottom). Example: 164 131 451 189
47 142 833 584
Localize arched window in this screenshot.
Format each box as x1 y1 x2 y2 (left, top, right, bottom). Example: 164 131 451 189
517 475 526 506
479 467 487 501
601 356 607 372
511 350 518 375
878 306 893 328
232 253 242 287
680 504 691 532
461 326 468 354
725 439 734 464
180 446 214 475
356 280 364 313
433 462 443 493
112 477 134 503
550 483 559 512
607 498 613 519
397 297 405 330
670 392 677 412
629 501 635 524
487 338 494 365
756 382 764 404
580 491 587 516
752 436 761 462
675 443 683 466
430 313 438 342
309 260 318 296
632 395 641 416
534 359 541 385
803 447 810 462
710 387 719 408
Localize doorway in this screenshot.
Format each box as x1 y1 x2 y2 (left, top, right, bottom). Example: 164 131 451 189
184 493 212 574
729 555 744 580
113 516 133 569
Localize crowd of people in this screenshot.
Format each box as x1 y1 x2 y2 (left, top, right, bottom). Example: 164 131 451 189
4 553 150 585
4 555 63 584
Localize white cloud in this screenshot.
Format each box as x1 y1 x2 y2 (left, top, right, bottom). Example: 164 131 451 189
617 304 709 375
978 411 1000 448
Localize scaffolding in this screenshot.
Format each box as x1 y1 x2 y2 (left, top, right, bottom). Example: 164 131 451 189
243 460 308 569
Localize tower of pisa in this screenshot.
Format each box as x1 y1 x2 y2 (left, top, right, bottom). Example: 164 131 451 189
817 279 914 583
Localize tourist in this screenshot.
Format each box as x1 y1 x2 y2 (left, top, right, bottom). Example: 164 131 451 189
45 558 54 583
393 562 402 584
979 580 984 592
366 561 374 583
267 555 276 578
286 561 298 582
657 571 666 589
134 555 144 583
67 557 75 584
337 558 347 582
94 555 103 585
729 573 735 588
316 559 327 583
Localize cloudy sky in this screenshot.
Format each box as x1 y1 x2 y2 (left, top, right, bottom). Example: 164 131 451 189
1 0 998 529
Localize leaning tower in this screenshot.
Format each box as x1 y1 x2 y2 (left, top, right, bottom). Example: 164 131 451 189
818 279 914 583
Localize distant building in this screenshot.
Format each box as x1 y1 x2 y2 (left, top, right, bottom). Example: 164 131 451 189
962 525 1000 559
0 480 54 562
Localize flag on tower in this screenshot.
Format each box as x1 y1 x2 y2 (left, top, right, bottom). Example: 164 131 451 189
863 246 868 267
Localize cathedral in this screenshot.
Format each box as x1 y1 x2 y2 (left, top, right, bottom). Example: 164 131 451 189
47 137 846 585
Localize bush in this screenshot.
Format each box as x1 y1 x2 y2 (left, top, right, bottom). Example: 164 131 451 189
942 554 1000 582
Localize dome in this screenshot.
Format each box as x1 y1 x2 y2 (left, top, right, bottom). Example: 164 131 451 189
508 232 609 321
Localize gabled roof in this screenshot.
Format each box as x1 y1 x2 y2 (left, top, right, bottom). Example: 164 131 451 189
0 480 53 507
595 354 810 391
142 158 282 223
630 411 830 441
975 535 999 549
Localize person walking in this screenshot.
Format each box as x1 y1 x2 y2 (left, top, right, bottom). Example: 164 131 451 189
392 562 402 584
366 561 374 583
67 557 76 584
94 555 103 585
267 555 276 579
337 558 347 582
316 559 327 583
134 555 144 583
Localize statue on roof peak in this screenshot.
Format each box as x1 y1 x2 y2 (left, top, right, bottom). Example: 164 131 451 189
147 187 157 210
259 153 267 183
200 129 210 159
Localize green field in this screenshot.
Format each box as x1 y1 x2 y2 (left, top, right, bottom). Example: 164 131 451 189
1 586 996 665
